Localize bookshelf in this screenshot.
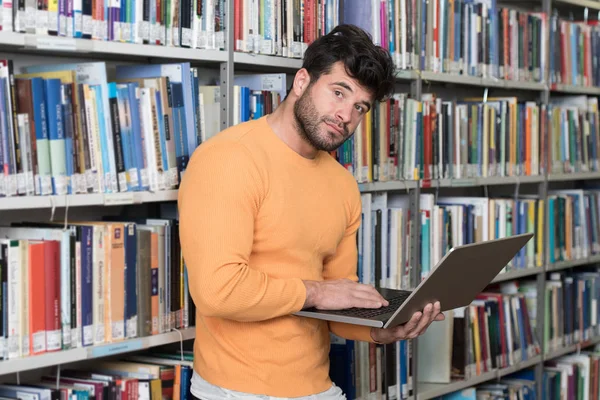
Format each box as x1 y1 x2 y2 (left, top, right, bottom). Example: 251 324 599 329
0 0 596 397
0 327 195 376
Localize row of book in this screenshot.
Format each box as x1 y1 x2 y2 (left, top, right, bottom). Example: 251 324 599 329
546 270 600 354
0 351 195 400
0 0 597 91
0 60 200 196
543 351 600 400
357 192 545 290
234 0 554 88
419 194 544 281
4 61 598 198
330 336 413 400
328 283 540 399
234 0 600 91
1 0 225 49
409 1 547 82
548 96 600 176
0 59 288 197
418 280 540 384
547 189 600 265
549 16 600 89
331 93 547 183
0 218 195 360
437 348 600 400
330 93 600 183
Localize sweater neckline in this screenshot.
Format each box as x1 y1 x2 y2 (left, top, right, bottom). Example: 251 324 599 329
259 116 323 168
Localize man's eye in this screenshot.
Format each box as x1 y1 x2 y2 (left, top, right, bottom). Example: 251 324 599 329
334 90 343 98
355 105 364 113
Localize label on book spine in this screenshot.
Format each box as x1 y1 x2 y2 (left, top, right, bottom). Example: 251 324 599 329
127 317 137 338
32 331 46 354
62 326 71 348
47 330 62 351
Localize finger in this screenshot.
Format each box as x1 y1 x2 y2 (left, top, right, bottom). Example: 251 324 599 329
432 301 443 320
355 285 390 306
435 313 445 321
399 310 422 336
352 292 388 308
411 303 434 336
354 288 389 307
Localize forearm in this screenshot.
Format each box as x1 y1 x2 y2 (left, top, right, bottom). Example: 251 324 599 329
188 259 307 321
329 322 376 343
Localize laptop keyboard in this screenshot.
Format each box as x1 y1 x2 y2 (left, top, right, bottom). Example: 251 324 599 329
327 290 412 318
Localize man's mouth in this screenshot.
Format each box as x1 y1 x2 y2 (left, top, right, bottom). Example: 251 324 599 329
325 122 345 136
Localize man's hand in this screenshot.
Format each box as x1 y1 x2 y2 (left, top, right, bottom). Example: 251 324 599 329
370 302 445 344
303 279 389 310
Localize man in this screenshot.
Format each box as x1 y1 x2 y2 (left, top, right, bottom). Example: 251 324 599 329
178 24 445 400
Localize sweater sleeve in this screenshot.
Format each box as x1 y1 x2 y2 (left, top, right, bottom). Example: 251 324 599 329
322 187 376 343
178 140 307 322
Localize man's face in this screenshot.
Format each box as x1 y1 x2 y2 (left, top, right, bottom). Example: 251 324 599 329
293 62 374 152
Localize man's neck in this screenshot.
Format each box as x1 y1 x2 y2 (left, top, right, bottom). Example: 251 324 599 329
266 101 318 160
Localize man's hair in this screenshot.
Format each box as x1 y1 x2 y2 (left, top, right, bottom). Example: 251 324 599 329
300 24 396 103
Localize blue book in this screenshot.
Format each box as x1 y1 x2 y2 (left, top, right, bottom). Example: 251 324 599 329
114 63 197 159
80 225 94 347
124 222 138 338
170 82 190 181
126 82 147 191
44 78 68 195
24 62 118 193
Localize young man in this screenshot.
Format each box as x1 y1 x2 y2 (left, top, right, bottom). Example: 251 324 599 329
178 24 445 400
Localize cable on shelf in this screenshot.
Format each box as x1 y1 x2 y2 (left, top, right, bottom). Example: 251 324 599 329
63 195 70 230
172 328 185 362
50 196 56 222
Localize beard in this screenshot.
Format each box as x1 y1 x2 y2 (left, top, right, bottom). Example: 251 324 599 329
293 85 351 152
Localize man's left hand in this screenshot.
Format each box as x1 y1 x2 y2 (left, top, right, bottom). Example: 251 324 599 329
370 301 445 344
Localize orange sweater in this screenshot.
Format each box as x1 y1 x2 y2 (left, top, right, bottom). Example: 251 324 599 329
178 116 374 397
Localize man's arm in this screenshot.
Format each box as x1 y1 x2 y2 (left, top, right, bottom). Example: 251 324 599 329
322 188 445 345
322 192 379 342
178 141 307 322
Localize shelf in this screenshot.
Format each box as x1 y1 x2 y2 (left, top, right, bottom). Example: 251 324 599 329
551 84 600 95
359 175 545 192
554 0 600 9
544 336 600 361
358 180 418 192
491 267 542 284
234 52 303 71
548 171 600 181
422 175 544 189
395 70 417 80
0 328 195 376
546 254 600 272
0 32 227 62
419 71 546 91
0 190 178 211
415 355 542 400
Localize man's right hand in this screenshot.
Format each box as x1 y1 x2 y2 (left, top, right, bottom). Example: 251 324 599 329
302 279 389 310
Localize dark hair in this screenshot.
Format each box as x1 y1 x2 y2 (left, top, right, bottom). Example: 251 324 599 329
301 24 396 103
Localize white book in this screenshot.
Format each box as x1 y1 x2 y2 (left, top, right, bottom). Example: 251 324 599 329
7 240 21 360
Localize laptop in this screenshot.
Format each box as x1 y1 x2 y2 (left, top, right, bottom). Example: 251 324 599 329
295 232 533 329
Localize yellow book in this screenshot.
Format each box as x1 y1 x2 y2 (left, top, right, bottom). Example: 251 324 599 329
470 304 481 376
536 199 545 267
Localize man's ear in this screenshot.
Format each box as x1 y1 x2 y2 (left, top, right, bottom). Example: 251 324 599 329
292 68 311 97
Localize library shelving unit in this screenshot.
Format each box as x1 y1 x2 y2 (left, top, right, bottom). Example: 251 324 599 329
0 0 597 398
